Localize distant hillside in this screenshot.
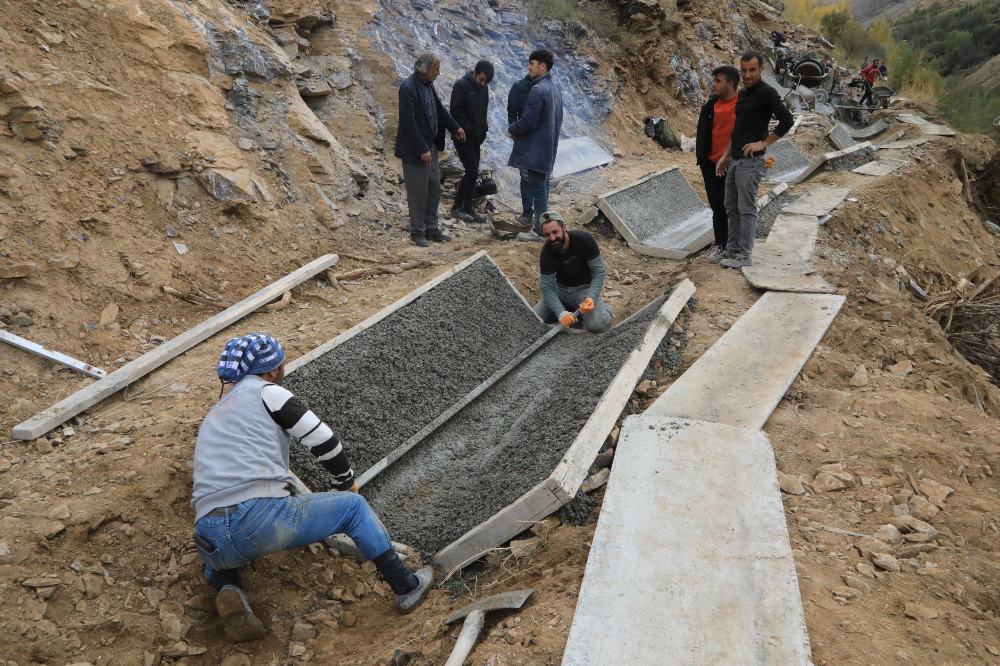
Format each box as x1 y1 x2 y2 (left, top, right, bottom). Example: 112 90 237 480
892 0 1000 76
962 52 1000 91
847 0 924 27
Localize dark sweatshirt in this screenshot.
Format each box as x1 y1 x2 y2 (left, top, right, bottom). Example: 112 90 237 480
730 79 794 158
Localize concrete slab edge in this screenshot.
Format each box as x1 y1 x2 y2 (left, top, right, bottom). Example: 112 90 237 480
823 142 872 161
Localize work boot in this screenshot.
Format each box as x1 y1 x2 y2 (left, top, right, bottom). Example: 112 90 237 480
426 229 451 243
410 234 429 248
720 252 753 268
215 585 267 643
517 211 533 226
466 209 487 223
450 207 474 223
517 229 544 243
706 246 728 264
396 566 434 615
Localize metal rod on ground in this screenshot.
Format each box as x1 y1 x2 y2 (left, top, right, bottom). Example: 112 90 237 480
356 311 580 488
0 329 107 379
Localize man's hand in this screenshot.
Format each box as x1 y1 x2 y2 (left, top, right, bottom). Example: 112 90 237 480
579 298 595 314
559 311 577 327
715 156 730 177
455 128 466 141
742 141 766 157
420 151 431 163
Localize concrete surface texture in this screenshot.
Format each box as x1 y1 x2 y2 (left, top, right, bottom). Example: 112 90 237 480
828 124 857 151
285 257 548 491
783 187 850 216
853 159 908 176
599 168 713 256
551 137 614 178
763 140 811 183
850 119 889 139
646 291 845 429
561 417 812 666
743 211 836 294
363 304 666 556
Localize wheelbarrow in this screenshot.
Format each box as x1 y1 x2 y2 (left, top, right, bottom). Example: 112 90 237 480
872 86 896 109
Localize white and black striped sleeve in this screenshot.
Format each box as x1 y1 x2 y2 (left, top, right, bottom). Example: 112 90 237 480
261 384 355 490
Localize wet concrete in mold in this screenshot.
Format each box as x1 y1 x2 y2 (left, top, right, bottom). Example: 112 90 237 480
362 305 665 556
285 257 548 492
602 169 706 244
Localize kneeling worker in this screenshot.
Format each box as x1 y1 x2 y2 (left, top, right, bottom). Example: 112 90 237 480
534 211 612 333
191 334 432 643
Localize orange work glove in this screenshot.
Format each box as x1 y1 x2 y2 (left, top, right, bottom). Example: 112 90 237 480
764 156 776 169
559 311 577 327
579 298 595 314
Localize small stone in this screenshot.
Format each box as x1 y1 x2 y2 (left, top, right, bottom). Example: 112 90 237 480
908 496 940 522
35 438 53 454
594 448 615 469
870 552 901 572
842 575 870 594
856 562 876 579
62 427 76 438
83 574 104 599
899 543 937 559
849 365 868 387
530 515 561 539
635 379 655 395
12 313 32 326
917 479 954 508
855 536 892 559
0 543 9 558
888 360 913 376
874 524 903 546
354 581 366 598
165 226 178 238
778 471 805 495
288 641 307 657
831 585 858 600
360 560 377 575
903 602 938 620
48 503 71 520
581 468 610 493
812 472 848 493
509 536 543 559
892 504 910 517
237 138 254 150
35 519 66 540
291 621 316 642
340 610 357 627
423 640 443 659
220 654 252 666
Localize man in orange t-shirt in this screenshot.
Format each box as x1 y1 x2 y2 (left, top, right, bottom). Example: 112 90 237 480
695 66 740 263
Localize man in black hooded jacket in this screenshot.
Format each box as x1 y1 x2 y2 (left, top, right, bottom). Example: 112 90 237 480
450 60 494 223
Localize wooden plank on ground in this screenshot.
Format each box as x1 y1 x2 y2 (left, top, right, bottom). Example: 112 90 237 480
561 417 811 666
782 187 851 216
0 329 107 378
12 254 340 440
434 281 696 571
645 291 845 429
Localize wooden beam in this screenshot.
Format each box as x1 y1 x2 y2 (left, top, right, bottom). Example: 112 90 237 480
433 280 695 571
12 254 340 440
0 329 107 379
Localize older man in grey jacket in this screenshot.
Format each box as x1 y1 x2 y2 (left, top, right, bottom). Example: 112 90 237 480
507 48 563 243
395 51 466 247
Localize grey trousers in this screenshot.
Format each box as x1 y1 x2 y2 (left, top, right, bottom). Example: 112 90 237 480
724 154 766 256
401 147 441 237
533 283 612 334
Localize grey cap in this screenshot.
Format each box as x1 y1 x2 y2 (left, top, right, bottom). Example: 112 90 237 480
539 211 564 224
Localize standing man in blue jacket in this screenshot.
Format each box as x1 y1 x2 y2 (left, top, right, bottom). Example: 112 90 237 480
450 60 494 224
395 51 466 247
507 49 564 243
507 73 534 226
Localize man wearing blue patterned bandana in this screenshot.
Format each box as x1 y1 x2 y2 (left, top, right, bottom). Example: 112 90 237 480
191 334 433 643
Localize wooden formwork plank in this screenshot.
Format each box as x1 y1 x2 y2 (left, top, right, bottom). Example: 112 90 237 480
13 254 340 440
433 280 695 571
561 417 811 666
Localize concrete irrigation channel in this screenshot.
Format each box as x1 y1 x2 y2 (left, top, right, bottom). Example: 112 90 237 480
282 250 693 565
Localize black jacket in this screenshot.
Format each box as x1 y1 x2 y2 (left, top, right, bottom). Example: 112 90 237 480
695 94 720 167
507 75 532 124
394 72 461 165
731 79 794 157
450 72 489 146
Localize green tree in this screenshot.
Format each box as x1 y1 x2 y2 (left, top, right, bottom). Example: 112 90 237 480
819 9 852 42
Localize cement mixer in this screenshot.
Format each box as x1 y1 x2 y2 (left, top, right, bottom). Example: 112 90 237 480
788 57 835 101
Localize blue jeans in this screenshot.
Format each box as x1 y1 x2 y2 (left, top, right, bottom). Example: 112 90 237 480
525 169 552 233
519 168 533 216
193 493 393 581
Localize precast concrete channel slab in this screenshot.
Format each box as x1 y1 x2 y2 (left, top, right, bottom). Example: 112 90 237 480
283 254 548 490
363 299 679 556
551 137 614 178
763 140 811 183
597 167 713 259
